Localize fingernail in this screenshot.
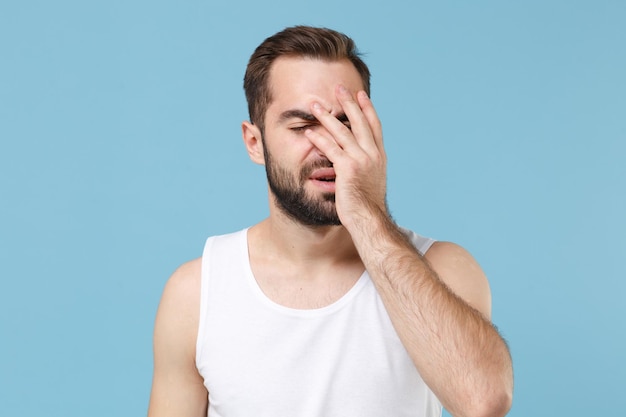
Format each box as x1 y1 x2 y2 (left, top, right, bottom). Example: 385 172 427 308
338 85 348 94
312 102 322 112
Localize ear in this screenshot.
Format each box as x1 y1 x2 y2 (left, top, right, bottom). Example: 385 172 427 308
242 121 265 165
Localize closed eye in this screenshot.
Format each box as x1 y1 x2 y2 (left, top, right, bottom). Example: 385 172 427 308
290 123 351 134
290 125 314 132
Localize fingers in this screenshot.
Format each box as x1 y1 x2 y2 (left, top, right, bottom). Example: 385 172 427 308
307 85 384 159
334 85 379 155
356 91 384 155
308 101 360 157
304 125 345 163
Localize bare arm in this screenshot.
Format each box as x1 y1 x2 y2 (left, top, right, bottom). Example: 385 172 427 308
305 86 513 417
148 259 208 417
351 216 512 417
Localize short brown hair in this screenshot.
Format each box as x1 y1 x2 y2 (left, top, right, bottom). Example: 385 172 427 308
243 26 371 132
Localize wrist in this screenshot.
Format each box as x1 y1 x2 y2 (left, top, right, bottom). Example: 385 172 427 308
345 207 412 265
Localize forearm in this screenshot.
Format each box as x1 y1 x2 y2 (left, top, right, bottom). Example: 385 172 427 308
348 213 513 417
306 85 512 415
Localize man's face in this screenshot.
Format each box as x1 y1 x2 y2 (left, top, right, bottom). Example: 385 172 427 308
260 57 365 226
262 138 339 226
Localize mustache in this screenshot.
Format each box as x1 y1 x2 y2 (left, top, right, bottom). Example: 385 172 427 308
300 158 334 181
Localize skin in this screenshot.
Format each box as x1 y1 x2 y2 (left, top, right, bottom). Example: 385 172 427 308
148 57 513 417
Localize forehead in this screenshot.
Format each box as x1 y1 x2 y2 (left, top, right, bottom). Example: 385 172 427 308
266 57 365 117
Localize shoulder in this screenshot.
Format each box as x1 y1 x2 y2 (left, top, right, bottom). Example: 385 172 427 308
154 258 203 355
424 241 492 320
149 257 208 415
162 258 203 307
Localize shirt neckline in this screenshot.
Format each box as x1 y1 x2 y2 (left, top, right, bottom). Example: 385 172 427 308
240 228 370 318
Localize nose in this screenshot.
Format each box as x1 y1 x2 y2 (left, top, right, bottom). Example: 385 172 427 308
308 135 330 161
311 147 328 162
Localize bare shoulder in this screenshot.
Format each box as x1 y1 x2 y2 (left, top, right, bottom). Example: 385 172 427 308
163 257 203 303
424 241 492 320
155 257 203 357
158 257 203 330
149 257 207 416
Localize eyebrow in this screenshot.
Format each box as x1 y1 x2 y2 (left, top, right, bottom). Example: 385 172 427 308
279 110 317 123
278 109 350 124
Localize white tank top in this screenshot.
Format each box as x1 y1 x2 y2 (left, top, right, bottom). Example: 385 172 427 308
196 228 442 417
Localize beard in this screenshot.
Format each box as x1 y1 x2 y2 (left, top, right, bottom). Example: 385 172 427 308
262 140 341 227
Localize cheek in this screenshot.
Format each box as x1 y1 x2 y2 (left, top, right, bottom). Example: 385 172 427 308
266 128 326 167
286 140 320 164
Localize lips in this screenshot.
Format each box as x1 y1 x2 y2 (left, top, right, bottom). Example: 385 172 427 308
309 167 336 182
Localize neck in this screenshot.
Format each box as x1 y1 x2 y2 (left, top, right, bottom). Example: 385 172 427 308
246 203 365 308
249 210 359 265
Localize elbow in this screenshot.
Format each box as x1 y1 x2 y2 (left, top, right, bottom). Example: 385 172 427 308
467 387 513 417
470 356 514 417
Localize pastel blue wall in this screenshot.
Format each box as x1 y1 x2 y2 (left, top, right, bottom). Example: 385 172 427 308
1 1 624 416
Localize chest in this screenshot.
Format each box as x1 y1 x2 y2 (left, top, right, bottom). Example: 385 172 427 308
250 261 365 310
197 279 437 417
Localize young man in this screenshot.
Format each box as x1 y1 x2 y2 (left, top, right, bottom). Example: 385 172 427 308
148 26 513 417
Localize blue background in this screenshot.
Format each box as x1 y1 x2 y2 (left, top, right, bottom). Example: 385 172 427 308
1 1 624 416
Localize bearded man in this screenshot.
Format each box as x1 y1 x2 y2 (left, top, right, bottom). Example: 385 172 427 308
148 26 513 417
